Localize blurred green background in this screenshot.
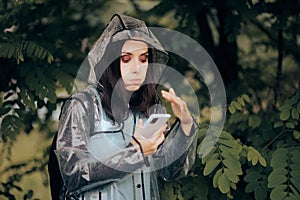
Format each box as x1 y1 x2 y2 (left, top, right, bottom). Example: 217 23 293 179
1 0 300 199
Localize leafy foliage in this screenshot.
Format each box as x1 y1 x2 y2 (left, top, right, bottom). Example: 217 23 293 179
0 0 103 199
268 148 300 200
0 38 54 64
0 0 300 199
198 129 266 199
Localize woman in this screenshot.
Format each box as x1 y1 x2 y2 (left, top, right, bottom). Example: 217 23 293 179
54 14 199 200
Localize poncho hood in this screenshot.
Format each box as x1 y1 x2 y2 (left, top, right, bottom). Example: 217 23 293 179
87 14 169 86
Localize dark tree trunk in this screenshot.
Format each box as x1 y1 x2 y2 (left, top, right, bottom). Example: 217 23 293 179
196 1 239 86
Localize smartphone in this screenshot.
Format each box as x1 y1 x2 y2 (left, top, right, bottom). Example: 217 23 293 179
141 114 171 138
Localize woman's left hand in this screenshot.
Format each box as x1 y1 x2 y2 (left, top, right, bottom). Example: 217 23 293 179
161 88 193 136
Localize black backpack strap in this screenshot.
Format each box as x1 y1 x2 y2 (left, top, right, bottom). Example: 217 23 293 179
48 91 95 200
48 132 63 199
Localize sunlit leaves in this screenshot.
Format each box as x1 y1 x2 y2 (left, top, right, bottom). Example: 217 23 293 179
245 146 267 167
228 94 251 114
200 130 244 198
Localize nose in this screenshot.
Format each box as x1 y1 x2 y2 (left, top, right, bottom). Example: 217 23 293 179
131 58 141 73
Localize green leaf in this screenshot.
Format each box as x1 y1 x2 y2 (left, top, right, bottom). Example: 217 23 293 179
244 171 260 182
254 186 267 200
223 159 243 175
271 150 288 168
291 108 299 120
27 42 35 56
228 105 236 114
219 131 234 140
47 53 54 63
270 185 287 200
218 138 237 148
224 168 239 183
230 182 237 190
213 169 222 188
268 174 287 188
218 173 230 194
0 107 11 116
271 168 288 176
1 115 24 141
248 115 262 129
280 110 290 121
19 88 36 110
198 139 216 158
288 95 300 106
233 101 242 110
270 159 288 169
293 131 300 140
247 150 254 162
285 193 300 200
259 156 267 167
287 186 300 199
278 104 292 112
202 152 219 164
246 146 264 166
285 122 295 129
203 159 221 176
291 171 300 181
237 97 245 106
219 144 234 152
251 153 259 166
290 164 300 171
274 121 284 128
290 178 300 192
245 181 258 193
242 94 251 103
291 151 300 164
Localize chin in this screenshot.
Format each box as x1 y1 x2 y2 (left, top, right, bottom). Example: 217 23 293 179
125 85 141 91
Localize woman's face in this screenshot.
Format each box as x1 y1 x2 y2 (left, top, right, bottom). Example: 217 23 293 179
120 40 149 91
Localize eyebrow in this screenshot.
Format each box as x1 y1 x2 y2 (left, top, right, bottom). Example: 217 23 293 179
121 51 149 55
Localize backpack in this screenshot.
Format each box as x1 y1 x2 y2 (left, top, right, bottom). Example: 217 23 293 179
48 91 95 200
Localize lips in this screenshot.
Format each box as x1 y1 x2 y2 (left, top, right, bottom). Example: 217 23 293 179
128 79 141 85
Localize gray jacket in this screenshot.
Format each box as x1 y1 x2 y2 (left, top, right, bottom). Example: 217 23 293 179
55 85 198 199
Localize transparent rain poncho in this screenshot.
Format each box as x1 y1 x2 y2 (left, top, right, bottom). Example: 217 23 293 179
55 14 199 200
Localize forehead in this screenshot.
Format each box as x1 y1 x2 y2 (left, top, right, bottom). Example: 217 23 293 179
121 40 148 53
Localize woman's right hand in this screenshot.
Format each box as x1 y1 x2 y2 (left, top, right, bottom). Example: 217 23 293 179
131 119 166 156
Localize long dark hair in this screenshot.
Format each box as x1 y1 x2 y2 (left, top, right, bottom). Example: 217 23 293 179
94 40 159 123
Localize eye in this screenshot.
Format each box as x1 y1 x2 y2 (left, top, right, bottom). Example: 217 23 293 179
121 55 131 63
139 54 148 63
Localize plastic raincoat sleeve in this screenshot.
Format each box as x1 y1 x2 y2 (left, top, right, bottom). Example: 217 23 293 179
55 95 145 194
155 118 199 181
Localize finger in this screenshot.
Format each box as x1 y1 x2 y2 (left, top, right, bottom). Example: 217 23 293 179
161 90 181 105
152 126 166 147
169 88 183 104
155 124 167 138
169 88 176 96
137 119 143 128
134 119 143 136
